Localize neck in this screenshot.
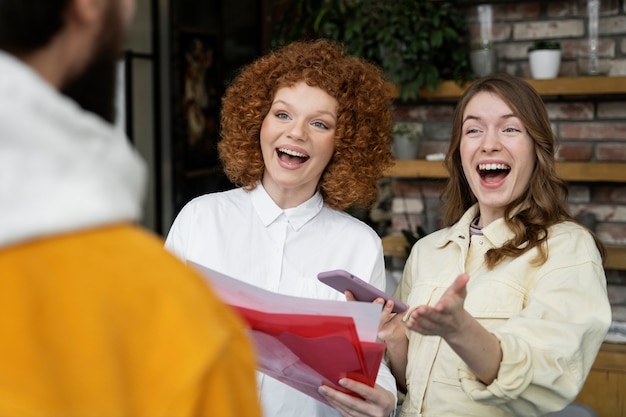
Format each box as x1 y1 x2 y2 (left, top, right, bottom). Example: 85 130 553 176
261 180 317 210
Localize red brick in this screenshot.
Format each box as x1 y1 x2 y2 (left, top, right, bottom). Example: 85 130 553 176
423 121 452 141
593 185 626 204
392 179 445 199
559 61 578 77
597 222 626 245
599 16 626 35
599 102 626 119
467 23 512 44
568 185 591 203
546 102 594 120
498 42 533 60
610 58 626 76
548 2 584 18
393 104 454 122
569 203 626 222
561 39 615 59
492 24 513 42
466 3 540 23
555 143 593 161
493 3 540 21
560 122 626 140
513 20 584 41
596 143 626 161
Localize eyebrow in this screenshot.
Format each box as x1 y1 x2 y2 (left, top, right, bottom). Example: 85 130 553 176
462 113 517 124
271 99 338 120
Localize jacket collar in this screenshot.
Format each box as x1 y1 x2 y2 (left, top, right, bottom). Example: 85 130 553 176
438 203 518 249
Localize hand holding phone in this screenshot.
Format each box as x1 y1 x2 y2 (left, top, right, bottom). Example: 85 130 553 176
317 269 408 313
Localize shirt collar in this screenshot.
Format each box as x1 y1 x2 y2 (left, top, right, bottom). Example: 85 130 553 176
440 203 519 248
250 183 324 231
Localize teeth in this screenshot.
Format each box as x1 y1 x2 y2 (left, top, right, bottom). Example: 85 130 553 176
478 163 510 171
278 148 308 158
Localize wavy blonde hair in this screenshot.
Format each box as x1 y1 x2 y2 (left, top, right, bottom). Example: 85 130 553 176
218 39 393 210
442 73 605 268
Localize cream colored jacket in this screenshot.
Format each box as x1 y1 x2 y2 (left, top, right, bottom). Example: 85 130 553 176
395 204 611 417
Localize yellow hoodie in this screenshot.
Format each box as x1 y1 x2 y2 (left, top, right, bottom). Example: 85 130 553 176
0 225 261 417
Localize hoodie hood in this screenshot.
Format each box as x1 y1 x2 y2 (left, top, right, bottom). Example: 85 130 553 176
0 51 146 248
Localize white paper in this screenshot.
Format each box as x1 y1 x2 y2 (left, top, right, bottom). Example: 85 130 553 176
189 261 382 342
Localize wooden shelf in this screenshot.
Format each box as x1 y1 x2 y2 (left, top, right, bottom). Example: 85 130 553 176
386 160 626 183
387 76 626 100
576 342 626 416
606 246 626 270
383 234 626 270
386 160 448 178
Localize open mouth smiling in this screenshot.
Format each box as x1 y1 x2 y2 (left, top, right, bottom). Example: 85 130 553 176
277 147 310 164
478 162 511 182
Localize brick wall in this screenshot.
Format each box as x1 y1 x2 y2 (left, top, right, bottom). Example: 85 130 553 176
386 1 626 319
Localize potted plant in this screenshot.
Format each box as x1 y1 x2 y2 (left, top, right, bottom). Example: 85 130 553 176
528 40 562 80
269 0 474 101
392 122 422 160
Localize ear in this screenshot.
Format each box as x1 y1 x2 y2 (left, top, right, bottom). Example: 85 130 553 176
65 0 105 26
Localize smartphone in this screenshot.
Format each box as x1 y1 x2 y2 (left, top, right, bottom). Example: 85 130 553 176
317 269 408 313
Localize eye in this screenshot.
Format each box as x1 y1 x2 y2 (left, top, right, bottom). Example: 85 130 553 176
503 127 521 133
465 127 481 135
276 112 290 120
312 120 329 129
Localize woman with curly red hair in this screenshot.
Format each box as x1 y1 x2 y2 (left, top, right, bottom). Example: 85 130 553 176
165 39 397 417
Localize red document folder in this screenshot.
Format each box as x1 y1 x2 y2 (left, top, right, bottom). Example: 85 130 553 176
189 262 386 405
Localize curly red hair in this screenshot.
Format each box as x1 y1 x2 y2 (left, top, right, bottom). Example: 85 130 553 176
218 39 394 210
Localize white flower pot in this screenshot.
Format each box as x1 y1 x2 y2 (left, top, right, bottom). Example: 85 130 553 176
529 49 562 80
393 134 420 160
392 123 422 160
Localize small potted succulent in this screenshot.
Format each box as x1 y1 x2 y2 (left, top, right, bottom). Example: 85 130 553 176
528 40 562 80
392 122 423 160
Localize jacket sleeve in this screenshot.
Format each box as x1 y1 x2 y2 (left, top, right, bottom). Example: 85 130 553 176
459 229 611 416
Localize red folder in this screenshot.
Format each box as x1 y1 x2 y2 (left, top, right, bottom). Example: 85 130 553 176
189 262 386 405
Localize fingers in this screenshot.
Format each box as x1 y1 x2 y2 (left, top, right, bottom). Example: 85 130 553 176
318 380 394 417
344 292 387 307
378 301 408 342
451 273 469 297
432 274 468 312
380 298 395 315
318 383 365 417
404 306 440 334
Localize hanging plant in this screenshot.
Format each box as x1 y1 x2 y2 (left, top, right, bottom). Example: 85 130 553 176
270 0 473 101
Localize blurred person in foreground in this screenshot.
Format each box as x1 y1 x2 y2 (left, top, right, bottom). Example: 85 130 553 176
0 0 261 415
378 73 611 416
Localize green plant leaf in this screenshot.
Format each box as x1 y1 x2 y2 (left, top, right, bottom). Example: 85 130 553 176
270 0 474 102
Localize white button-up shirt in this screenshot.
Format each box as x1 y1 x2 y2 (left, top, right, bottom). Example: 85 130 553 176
165 183 397 417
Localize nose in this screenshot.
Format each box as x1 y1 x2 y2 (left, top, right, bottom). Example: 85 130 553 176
481 128 501 152
287 120 307 141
